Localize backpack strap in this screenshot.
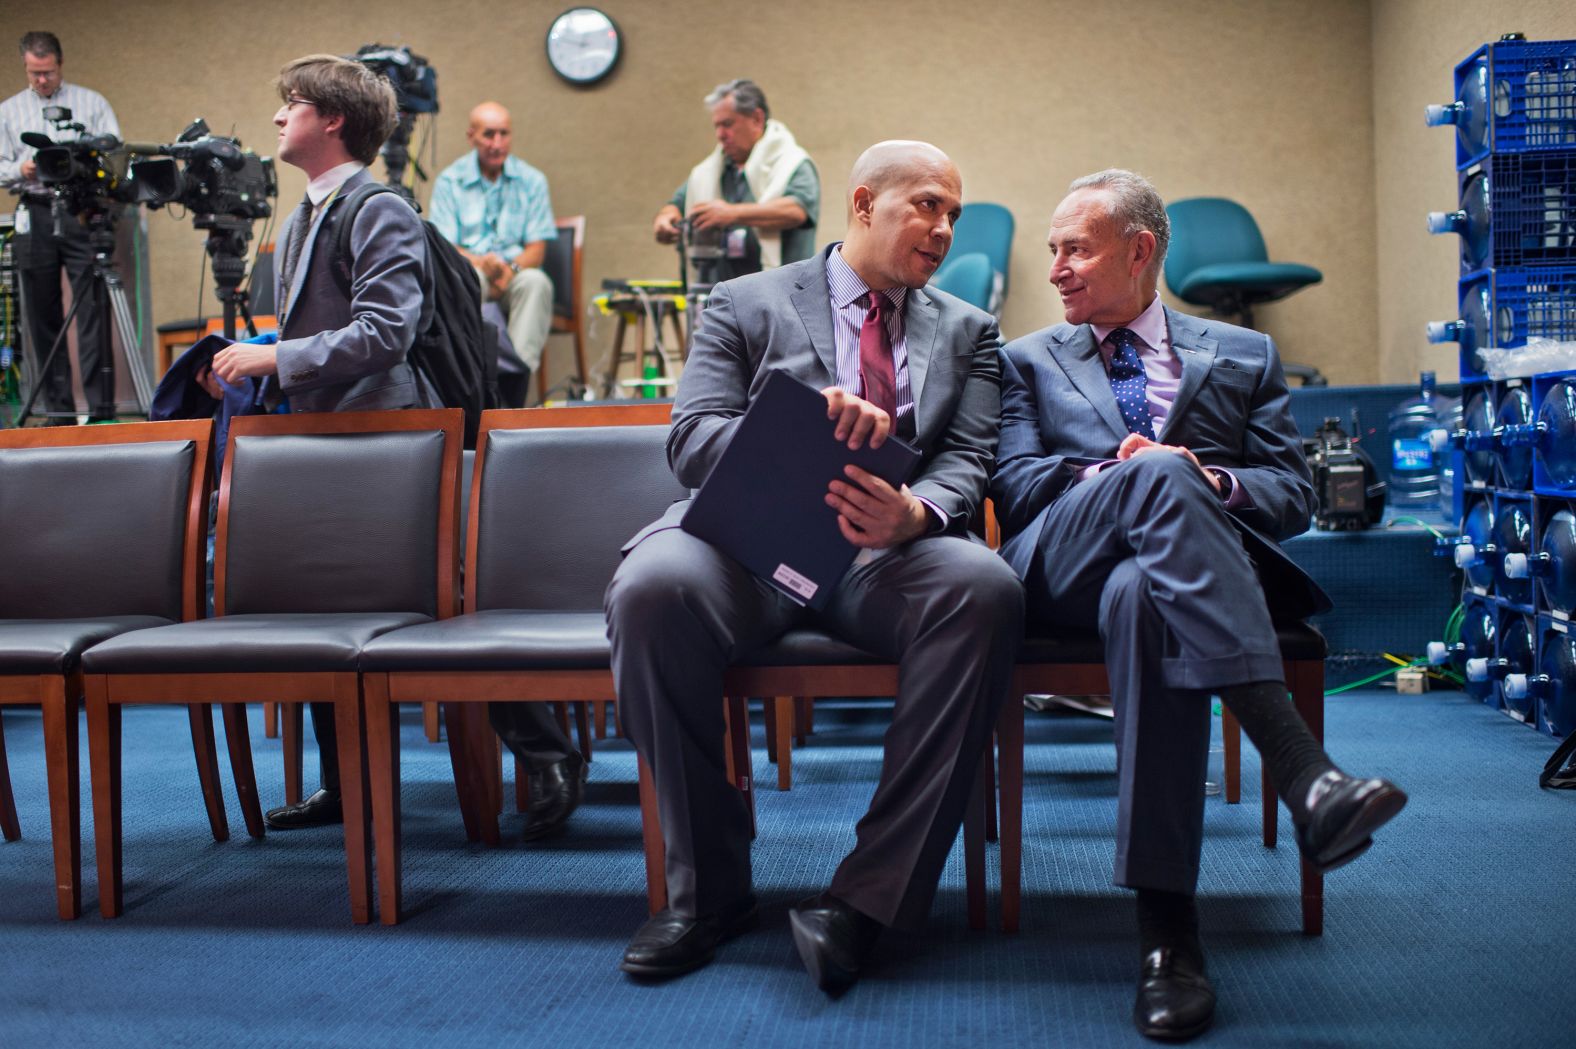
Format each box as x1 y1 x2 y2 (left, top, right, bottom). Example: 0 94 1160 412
1541 730 1576 790
324 181 433 330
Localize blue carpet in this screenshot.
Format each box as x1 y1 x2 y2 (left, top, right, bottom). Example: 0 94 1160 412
0 688 1570 1048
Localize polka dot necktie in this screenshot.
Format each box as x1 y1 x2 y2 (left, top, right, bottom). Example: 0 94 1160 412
1107 327 1155 439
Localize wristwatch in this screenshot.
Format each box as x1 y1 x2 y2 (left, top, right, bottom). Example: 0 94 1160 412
507 261 522 274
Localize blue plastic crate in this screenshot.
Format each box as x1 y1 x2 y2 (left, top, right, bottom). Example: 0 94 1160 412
1529 371 1576 494
1444 268 1576 378
1536 614 1575 736
1440 38 1576 170
1439 154 1576 275
1530 495 1576 616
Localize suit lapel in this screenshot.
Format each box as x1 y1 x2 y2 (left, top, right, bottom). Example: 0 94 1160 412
1053 325 1128 440
280 170 368 336
904 288 940 436
1157 307 1219 443
790 253 840 384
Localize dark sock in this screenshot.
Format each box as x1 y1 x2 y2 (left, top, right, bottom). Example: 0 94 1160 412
1135 889 1203 969
1219 680 1334 820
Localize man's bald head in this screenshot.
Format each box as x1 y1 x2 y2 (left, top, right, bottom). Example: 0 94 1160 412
840 140 963 291
466 101 514 179
845 140 957 220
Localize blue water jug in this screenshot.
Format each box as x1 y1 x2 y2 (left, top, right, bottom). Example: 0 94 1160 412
1388 373 1446 517
1536 379 1576 489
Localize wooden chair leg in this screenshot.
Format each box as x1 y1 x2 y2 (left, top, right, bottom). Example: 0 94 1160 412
332 674 372 924
997 697 1025 934
0 711 19 842
514 749 529 813
594 700 608 740
363 675 403 926
263 701 279 739
423 701 441 743
724 696 754 839
774 695 794 791
188 704 230 842
1289 659 1325 936
574 701 593 762
85 677 123 919
554 702 571 737
964 749 987 932
470 703 503 847
443 703 484 843
1223 705 1242 804
983 734 998 844
572 325 588 392
282 702 304 805
763 697 779 764
800 696 813 739
41 678 82 919
220 703 265 839
637 755 667 915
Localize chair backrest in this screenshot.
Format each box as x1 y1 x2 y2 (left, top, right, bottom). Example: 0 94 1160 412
216 409 462 618
929 252 995 312
0 420 212 621
544 215 585 322
1162 197 1270 294
950 202 1014 305
468 404 685 612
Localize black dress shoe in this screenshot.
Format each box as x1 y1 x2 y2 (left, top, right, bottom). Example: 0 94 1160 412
1133 947 1216 1041
787 893 883 994
264 788 342 830
520 755 584 842
619 895 759 979
1295 770 1408 872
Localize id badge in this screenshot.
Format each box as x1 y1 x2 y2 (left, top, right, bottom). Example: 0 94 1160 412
726 228 748 258
14 206 29 234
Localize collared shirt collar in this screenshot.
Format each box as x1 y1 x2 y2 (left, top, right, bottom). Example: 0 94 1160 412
306 161 365 207
827 243 907 313
459 150 521 186
1092 292 1167 353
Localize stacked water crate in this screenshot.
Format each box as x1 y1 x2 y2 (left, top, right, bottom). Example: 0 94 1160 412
1427 34 1576 739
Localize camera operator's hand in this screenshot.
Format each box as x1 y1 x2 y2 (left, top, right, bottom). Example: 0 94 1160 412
1116 433 1222 493
686 199 737 231
20 158 36 180
827 465 929 549
822 386 891 450
653 204 682 244
211 342 278 383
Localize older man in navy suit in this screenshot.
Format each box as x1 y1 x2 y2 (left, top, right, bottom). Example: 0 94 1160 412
210 54 433 830
992 170 1405 1041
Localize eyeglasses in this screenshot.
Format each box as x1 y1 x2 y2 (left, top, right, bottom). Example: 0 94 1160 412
284 96 317 110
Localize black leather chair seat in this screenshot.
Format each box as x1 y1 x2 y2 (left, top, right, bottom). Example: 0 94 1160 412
1017 621 1327 665
80 613 431 674
0 617 175 674
739 629 882 667
360 610 611 671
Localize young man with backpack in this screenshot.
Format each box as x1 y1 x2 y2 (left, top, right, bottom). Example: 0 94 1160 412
210 53 433 830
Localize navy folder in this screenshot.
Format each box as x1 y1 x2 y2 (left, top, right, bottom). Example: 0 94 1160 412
681 370 922 610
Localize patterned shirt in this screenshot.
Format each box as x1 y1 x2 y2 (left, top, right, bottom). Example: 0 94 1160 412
0 80 121 196
428 151 555 259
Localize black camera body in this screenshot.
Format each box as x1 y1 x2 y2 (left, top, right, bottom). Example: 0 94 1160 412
127 119 276 226
28 130 152 213
353 44 438 113
1304 416 1386 531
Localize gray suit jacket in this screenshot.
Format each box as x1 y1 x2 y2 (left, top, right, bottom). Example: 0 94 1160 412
992 306 1330 620
270 168 430 413
631 244 1004 547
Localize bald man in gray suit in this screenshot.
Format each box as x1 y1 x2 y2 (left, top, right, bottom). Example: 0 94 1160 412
607 141 1023 993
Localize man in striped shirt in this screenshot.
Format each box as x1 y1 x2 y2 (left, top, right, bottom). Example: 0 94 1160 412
0 31 121 422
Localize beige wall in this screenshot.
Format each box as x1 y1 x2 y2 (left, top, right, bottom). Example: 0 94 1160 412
1371 0 1575 384
5 0 1382 391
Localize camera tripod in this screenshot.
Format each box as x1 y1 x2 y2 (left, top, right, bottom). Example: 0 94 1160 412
198 215 260 342
16 203 154 424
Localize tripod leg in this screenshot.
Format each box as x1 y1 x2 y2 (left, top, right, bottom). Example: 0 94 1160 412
15 264 96 426
103 275 152 416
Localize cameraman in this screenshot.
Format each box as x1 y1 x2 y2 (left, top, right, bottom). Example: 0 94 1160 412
0 31 120 423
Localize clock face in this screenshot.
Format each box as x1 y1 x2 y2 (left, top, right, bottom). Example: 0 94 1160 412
546 7 621 85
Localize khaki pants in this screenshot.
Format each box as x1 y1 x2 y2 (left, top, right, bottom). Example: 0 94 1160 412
475 265 554 372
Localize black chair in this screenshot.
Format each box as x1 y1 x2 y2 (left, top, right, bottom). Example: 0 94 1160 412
81 409 463 922
359 403 682 924
541 215 588 403
0 420 212 919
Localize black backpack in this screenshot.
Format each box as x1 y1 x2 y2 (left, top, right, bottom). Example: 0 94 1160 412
327 182 498 446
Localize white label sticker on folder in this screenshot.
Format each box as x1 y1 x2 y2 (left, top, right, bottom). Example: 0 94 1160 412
772 563 818 603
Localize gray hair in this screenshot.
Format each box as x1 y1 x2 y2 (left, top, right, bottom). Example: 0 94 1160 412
1067 168 1170 266
703 78 769 122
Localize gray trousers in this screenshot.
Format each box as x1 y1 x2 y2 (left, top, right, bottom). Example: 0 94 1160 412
605 526 1023 931
1023 451 1284 895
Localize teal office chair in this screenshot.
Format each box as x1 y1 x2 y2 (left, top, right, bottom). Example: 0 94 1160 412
948 203 1014 315
1163 198 1322 332
929 252 995 312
